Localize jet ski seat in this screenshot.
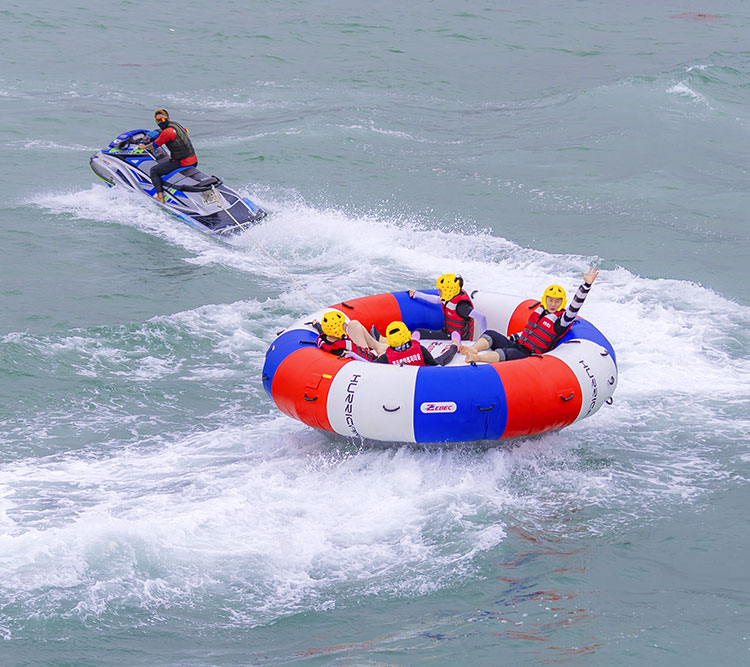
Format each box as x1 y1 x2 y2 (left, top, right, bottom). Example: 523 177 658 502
161 166 223 192
175 168 223 192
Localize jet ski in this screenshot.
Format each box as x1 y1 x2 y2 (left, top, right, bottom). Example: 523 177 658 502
90 129 267 236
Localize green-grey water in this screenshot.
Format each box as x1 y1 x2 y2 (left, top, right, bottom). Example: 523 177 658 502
1 1 749 665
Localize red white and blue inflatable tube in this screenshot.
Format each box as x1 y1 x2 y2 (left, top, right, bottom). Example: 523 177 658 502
262 291 617 443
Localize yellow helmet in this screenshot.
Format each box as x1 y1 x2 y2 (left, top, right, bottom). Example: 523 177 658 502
321 311 346 338
541 285 567 311
436 273 462 302
386 321 412 348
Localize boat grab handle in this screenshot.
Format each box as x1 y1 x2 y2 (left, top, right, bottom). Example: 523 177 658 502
560 392 575 402
303 394 318 402
340 302 355 310
477 404 496 412
383 405 401 413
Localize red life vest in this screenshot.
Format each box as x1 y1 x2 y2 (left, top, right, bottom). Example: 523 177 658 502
442 291 474 338
384 341 426 366
316 335 375 361
516 306 568 354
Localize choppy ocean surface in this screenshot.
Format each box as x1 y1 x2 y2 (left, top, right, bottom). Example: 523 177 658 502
1 1 749 665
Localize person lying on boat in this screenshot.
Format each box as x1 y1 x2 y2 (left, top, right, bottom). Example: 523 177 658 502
461 268 599 363
136 108 198 203
373 321 460 367
408 273 487 342
312 311 387 361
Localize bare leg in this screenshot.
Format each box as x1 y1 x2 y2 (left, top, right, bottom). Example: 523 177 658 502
460 337 490 360
466 350 501 364
347 320 388 356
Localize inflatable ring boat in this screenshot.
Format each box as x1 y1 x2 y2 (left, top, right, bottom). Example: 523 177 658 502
262 290 617 443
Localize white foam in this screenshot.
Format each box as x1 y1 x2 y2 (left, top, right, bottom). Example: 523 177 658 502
12 139 98 152
163 88 291 110
17 188 749 627
338 123 427 142
0 423 520 624
32 185 224 257
667 82 711 107
29 184 750 404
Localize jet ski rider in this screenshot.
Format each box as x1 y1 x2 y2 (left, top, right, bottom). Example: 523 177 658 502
137 109 197 203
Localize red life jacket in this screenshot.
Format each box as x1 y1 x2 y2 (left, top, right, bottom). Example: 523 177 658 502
442 291 474 338
384 341 426 366
316 335 375 361
516 306 569 354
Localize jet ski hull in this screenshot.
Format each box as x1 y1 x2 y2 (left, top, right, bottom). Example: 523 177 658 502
90 129 266 236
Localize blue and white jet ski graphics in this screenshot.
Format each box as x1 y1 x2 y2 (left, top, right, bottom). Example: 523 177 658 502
90 129 267 235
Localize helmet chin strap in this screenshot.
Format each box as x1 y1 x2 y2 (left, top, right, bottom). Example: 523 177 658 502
213 185 322 308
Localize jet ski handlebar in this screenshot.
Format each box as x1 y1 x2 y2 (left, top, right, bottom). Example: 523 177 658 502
110 129 163 154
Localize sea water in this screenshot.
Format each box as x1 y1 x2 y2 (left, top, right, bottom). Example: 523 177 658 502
1 1 749 665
